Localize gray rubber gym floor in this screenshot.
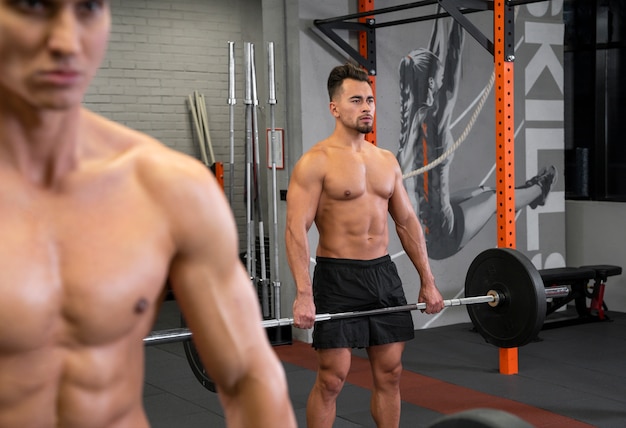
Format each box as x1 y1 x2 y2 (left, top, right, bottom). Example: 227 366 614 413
144 300 626 427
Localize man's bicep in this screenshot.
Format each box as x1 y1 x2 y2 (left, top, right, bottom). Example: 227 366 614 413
389 161 417 226
164 167 244 318
171 171 240 275
168 189 266 386
286 162 323 230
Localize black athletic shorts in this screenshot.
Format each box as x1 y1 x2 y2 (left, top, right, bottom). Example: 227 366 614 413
312 255 415 349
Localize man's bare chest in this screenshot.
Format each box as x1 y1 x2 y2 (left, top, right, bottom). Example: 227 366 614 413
0 186 172 351
323 157 394 201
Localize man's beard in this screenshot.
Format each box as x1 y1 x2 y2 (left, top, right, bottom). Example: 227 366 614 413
355 123 373 134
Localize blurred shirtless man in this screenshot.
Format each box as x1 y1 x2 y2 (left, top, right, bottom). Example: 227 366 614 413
0 1 295 427
286 63 444 428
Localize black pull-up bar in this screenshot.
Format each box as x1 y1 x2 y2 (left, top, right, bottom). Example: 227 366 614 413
313 0 548 75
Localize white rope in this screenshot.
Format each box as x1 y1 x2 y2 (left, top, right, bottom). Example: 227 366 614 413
402 70 495 180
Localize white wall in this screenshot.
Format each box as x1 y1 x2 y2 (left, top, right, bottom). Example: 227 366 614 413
566 201 626 312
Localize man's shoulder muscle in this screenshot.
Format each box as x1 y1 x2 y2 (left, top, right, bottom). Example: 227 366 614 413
293 141 330 181
86 110 214 192
86 110 224 235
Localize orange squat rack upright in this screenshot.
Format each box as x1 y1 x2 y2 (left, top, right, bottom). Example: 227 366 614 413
493 0 518 375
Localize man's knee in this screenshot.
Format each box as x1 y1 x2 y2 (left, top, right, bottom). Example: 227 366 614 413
315 369 347 397
374 361 403 389
315 348 351 397
368 344 405 389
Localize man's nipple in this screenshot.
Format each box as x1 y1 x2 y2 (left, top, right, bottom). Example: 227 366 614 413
134 298 149 314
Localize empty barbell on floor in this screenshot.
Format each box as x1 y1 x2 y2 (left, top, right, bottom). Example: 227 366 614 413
144 248 570 349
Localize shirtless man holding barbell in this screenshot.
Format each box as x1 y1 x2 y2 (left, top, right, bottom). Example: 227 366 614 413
286 63 444 428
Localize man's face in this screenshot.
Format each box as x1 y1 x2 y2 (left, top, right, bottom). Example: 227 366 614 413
0 0 111 111
330 78 375 134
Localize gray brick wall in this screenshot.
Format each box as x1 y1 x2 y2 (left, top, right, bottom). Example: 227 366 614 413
85 0 262 247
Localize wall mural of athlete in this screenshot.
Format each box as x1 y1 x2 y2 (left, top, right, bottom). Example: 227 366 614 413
396 14 557 260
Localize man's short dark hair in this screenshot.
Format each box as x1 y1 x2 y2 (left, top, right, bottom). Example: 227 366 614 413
327 63 371 101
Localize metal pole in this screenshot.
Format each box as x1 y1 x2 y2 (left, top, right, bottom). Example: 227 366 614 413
250 44 269 317
261 295 497 328
144 328 192 346
244 42 255 277
267 41 282 319
227 41 236 205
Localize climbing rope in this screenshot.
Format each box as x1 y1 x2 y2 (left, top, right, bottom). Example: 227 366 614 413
403 7 519 180
402 70 495 180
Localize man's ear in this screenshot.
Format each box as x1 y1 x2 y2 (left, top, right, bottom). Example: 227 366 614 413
330 101 339 117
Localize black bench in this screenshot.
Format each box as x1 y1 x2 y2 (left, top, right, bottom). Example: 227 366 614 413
539 264 622 323
579 264 622 320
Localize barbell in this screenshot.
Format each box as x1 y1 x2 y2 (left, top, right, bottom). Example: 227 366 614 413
144 248 569 391
143 295 498 345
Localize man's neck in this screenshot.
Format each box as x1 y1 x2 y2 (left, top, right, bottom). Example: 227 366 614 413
0 105 83 187
332 125 367 150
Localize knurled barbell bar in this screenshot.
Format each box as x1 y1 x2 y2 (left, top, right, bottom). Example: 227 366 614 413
145 248 571 392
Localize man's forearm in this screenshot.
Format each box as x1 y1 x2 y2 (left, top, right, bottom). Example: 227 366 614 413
285 229 313 294
397 223 435 286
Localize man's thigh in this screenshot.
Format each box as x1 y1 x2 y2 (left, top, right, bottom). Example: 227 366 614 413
316 347 352 381
366 342 406 376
